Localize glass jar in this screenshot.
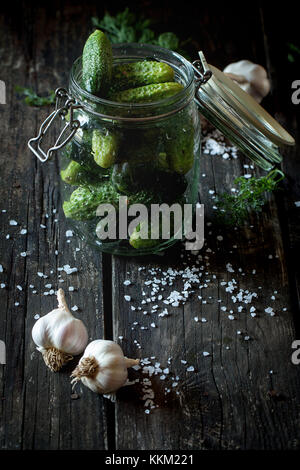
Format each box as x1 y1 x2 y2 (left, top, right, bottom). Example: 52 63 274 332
52 44 200 256
29 44 295 256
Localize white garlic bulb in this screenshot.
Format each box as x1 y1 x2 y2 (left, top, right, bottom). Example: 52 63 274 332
71 340 139 399
223 60 271 103
32 288 88 372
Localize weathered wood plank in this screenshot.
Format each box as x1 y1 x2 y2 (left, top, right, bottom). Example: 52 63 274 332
112 6 300 450
0 3 108 450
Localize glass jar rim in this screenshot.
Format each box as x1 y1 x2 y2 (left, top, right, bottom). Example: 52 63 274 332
69 43 195 121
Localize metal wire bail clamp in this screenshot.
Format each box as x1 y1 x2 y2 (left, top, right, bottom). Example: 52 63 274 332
192 51 212 92
28 87 82 162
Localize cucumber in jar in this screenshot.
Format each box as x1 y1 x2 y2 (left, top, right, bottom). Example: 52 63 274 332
164 109 195 175
63 182 120 221
109 61 175 94
110 82 184 103
92 128 119 169
82 29 113 96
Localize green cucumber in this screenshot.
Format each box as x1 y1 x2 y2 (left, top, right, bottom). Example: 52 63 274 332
110 82 184 103
63 182 119 221
82 29 113 95
92 129 118 169
166 130 195 174
60 160 109 185
110 61 174 94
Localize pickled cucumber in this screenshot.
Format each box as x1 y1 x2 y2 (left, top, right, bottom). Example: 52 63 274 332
110 61 175 94
63 183 119 221
61 160 109 185
63 182 164 221
110 82 184 103
92 129 118 169
166 131 195 174
165 111 195 174
61 161 91 185
129 223 161 250
82 30 113 95
129 214 175 250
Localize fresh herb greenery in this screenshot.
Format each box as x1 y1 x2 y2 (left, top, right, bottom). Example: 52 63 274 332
15 86 55 107
216 169 285 225
91 8 187 55
287 43 300 63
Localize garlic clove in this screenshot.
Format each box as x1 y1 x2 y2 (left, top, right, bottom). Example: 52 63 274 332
32 288 88 372
223 60 271 103
71 339 139 397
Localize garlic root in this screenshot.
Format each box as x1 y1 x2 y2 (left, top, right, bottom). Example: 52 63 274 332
70 356 99 385
42 347 74 372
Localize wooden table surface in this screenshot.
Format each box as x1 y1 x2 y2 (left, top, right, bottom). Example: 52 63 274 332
1 1 300 450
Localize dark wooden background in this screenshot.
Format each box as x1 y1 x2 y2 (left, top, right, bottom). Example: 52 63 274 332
0 0 300 450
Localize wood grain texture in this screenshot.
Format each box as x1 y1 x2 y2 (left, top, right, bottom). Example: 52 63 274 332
0 2 108 450
111 4 300 450
0 1 300 451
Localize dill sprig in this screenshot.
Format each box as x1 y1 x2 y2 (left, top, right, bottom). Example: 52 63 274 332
216 169 285 225
15 86 55 107
91 8 185 55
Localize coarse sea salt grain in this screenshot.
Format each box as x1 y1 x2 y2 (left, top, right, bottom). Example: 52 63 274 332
0 264 3 273
63 265 78 274
20 252 27 257
20 229 27 235
66 230 73 237
9 220 18 226
265 307 275 316
123 280 131 286
71 305 78 311
1 283 5 288
124 295 131 301
294 201 300 207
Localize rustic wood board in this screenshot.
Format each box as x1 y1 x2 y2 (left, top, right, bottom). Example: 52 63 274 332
0 3 108 450
111 5 300 450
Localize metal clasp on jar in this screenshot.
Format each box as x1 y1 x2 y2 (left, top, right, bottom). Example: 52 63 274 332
28 88 82 162
192 51 212 92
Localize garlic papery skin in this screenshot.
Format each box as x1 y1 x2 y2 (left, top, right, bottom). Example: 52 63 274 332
71 340 139 397
32 289 88 372
223 60 271 103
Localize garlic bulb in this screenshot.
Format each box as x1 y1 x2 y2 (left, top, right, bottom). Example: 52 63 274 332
71 340 139 399
223 60 271 103
32 289 88 372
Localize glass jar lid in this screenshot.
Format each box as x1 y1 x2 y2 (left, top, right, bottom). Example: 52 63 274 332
194 52 295 170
